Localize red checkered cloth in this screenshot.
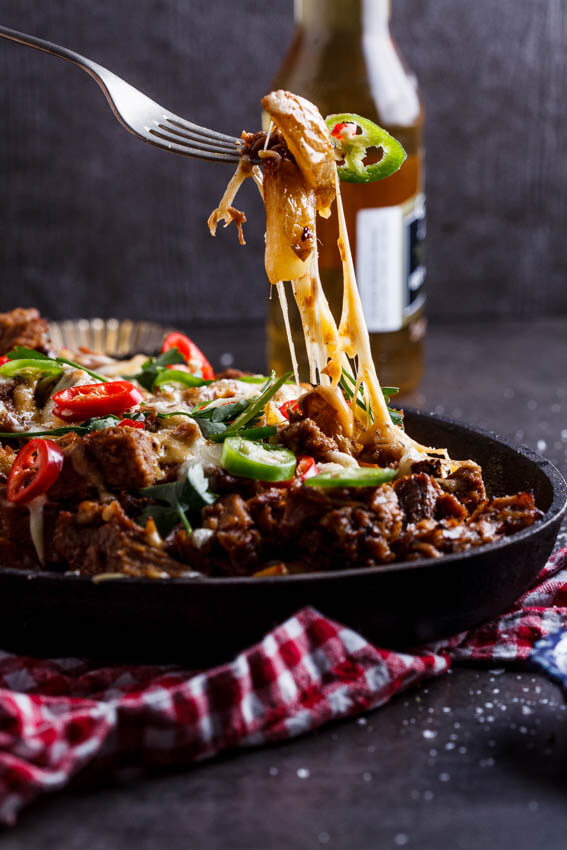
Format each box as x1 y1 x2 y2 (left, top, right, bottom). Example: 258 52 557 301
0 546 566 825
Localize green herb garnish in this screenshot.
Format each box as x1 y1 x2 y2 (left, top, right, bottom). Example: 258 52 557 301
223 372 292 435
131 348 187 391
137 463 216 537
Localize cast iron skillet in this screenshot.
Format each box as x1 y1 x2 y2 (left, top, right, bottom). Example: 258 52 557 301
0 410 565 665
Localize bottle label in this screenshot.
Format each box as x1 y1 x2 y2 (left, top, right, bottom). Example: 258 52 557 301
356 193 426 333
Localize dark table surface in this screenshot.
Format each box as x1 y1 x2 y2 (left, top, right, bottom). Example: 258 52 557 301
3 319 567 849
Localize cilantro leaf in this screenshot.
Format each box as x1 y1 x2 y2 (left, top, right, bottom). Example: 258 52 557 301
132 349 186 391
137 463 217 538
6 347 51 361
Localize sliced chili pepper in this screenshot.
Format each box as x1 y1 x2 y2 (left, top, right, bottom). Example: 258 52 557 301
325 113 406 183
305 467 397 488
0 358 62 379
276 455 319 489
119 418 145 430
161 332 214 381
221 437 296 482
279 399 299 420
6 438 64 504
0 356 9 366
296 456 319 481
52 381 143 423
331 121 358 140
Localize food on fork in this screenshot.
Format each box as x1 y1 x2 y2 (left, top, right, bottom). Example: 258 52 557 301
0 92 541 579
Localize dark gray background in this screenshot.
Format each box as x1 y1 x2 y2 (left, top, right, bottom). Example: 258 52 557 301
0 0 566 325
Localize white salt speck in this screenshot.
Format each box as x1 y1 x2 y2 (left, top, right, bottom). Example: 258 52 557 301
439 772 451 783
429 748 438 757
363 772 373 782
522 706 533 716
449 733 458 741
561 430 567 441
442 707 452 714
423 790 434 801
297 768 310 779
490 669 506 676
445 742 456 751
537 440 547 452
423 729 437 740
475 707 484 715
485 702 494 709
357 717 368 726
522 687 530 693
486 716 495 723
269 766 279 776
394 835 409 847
458 746 468 755
493 689 500 695
219 352 234 367
519 726 528 735
528 801 539 812
535 686 542 694
453 722 461 730
318 831 331 845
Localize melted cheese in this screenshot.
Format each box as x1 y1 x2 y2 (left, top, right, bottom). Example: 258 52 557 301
28 495 46 566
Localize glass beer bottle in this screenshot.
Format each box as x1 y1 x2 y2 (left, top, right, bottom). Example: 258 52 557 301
266 0 426 394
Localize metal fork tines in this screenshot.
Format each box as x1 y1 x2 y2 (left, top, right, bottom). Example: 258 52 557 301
148 116 243 162
0 23 254 165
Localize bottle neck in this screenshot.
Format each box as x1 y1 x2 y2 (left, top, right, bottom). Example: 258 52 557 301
294 0 391 34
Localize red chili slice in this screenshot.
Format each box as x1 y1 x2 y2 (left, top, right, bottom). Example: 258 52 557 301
6 439 64 504
162 332 214 381
296 456 319 481
52 381 143 423
119 418 145 430
275 455 318 489
279 399 300 420
0 356 9 366
331 121 357 140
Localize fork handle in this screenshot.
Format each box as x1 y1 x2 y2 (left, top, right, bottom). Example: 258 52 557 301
0 24 107 79
0 24 143 137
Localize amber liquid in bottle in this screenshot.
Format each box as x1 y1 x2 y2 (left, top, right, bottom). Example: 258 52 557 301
266 0 426 394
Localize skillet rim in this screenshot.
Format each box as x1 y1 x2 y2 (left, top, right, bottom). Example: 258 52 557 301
1 409 565 587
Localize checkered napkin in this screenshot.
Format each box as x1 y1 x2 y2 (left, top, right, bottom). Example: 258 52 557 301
0 547 566 826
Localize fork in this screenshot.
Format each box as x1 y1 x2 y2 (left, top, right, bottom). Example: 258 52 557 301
0 24 251 165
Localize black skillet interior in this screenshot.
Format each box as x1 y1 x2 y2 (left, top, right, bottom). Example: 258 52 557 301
0 410 565 665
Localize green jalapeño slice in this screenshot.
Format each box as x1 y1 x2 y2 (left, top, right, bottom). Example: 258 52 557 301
325 113 406 184
221 437 296 482
305 467 397 488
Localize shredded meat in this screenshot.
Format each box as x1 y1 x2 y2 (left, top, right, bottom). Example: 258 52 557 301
52 427 162 495
0 308 49 355
469 493 542 535
54 500 188 577
437 463 486 511
174 473 541 577
279 418 338 461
